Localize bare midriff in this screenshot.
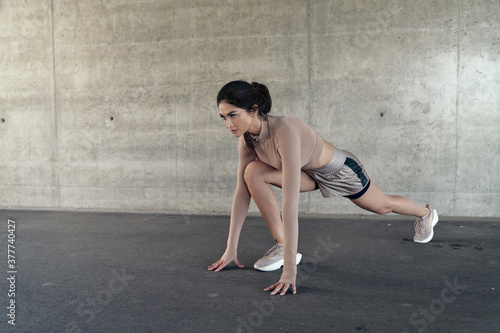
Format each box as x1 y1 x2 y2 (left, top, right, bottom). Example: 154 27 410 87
307 139 335 170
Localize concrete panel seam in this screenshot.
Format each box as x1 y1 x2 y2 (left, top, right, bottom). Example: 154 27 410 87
307 0 312 215
51 0 61 207
454 0 462 216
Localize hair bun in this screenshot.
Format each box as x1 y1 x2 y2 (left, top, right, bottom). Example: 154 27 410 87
251 81 271 115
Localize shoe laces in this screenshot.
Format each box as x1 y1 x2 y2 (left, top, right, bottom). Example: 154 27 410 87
415 206 430 233
264 243 282 257
414 218 425 234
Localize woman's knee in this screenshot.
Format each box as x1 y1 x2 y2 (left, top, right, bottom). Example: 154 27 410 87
373 206 392 215
243 160 268 186
372 195 399 215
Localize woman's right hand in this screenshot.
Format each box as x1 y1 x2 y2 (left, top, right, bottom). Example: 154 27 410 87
208 251 244 272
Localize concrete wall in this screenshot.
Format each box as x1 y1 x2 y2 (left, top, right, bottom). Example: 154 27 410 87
1 0 499 217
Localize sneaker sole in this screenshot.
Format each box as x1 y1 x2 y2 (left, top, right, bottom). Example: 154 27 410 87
254 253 302 272
414 209 439 244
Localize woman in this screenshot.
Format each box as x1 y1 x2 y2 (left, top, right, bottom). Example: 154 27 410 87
208 80 438 296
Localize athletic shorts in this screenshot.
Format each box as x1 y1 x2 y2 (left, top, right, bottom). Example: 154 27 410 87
305 149 371 199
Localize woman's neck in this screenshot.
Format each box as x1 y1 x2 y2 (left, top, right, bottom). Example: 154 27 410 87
247 116 264 136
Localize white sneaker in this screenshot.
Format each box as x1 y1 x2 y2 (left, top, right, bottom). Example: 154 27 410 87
414 204 439 243
253 243 302 272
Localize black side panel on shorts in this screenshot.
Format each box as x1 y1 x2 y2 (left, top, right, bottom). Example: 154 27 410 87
344 157 369 187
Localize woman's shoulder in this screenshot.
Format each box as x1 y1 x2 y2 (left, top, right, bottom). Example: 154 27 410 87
271 116 309 133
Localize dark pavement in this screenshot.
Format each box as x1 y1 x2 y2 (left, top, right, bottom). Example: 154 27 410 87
0 209 498 333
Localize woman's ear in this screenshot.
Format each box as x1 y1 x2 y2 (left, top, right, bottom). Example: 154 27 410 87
251 104 259 116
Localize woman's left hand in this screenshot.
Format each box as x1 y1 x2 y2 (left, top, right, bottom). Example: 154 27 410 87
264 281 297 295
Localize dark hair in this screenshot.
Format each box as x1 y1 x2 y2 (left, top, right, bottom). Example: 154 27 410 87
217 81 272 150
217 80 272 118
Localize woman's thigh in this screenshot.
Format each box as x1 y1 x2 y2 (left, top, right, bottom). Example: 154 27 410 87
349 182 392 215
246 160 318 193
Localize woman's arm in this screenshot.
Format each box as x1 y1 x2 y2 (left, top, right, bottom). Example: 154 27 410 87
209 137 255 271
265 128 302 294
226 137 255 255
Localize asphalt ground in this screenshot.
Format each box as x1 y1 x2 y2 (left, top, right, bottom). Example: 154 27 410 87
0 209 498 333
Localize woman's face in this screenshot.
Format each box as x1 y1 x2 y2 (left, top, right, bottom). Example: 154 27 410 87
218 101 258 137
